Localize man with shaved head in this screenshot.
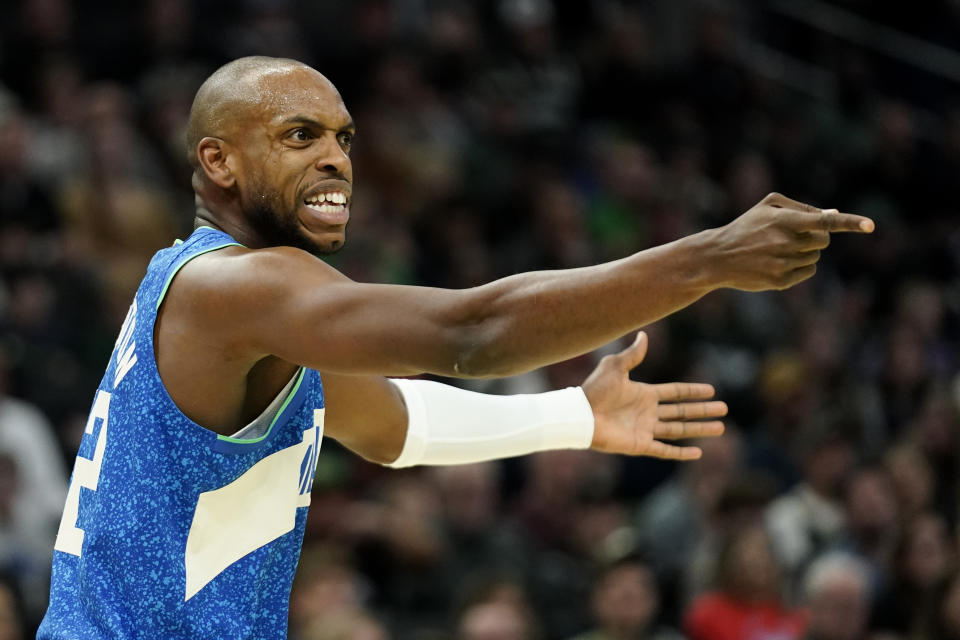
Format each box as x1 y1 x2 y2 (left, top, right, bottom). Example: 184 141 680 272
39 56 874 639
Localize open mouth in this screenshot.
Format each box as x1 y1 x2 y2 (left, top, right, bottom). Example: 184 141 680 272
304 191 348 213
303 190 350 225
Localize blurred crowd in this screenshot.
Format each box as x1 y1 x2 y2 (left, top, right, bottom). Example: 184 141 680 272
0 0 958 638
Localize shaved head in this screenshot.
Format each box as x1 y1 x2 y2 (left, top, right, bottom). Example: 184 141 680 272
186 56 310 168
186 56 356 255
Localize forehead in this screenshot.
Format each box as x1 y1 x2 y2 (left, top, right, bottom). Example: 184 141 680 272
256 67 352 128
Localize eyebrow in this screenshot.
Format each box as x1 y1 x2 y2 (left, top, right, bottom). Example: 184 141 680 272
280 115 356 132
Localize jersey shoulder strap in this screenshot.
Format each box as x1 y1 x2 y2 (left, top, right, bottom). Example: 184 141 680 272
148 225 244 312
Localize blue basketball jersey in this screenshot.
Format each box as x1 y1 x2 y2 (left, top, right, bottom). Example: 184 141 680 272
38 227 325 639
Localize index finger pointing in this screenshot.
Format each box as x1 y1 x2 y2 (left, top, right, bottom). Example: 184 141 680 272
783 210 875 233
823 211 875 233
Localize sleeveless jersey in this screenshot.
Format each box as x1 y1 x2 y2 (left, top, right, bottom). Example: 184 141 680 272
38 227 325 639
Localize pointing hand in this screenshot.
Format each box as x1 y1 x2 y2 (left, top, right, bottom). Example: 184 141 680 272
707 192 875 291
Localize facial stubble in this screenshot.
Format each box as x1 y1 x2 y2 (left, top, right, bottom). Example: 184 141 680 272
245 179 344 256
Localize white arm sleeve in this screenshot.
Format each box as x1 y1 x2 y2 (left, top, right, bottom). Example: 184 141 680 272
385 378 595 468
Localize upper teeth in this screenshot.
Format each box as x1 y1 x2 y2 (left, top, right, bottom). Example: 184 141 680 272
306 192 346 205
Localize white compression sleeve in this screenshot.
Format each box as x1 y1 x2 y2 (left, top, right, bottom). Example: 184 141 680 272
385 378 595 468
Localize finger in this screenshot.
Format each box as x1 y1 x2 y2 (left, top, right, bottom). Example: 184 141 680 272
780 210 875 233
785 250 820 269
778 264 817 289
796 230 830 250
763 192 818 212
657 401 728 421
822 209 875 233
642 440 703 460
610 331 648 372
654 420 726 440
654 382 715 402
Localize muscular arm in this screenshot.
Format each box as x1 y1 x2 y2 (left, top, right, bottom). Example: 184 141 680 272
320 372 408 463
184 193 872 379
198 232 711 379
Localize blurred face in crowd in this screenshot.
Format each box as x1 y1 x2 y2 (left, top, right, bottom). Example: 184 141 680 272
804 437 855 499
592 563 658 635
885 445 933 518
901 513 954 589
459 601 531 640
289 552 367 632
721 526 781 603
806 571 868 640
845 469 898 539
303 612 388 640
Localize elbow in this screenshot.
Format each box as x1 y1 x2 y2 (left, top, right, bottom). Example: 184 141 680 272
450 318 527 379
443 287 532 379
452 352 506 379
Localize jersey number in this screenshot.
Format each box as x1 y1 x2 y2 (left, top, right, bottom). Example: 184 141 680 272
54 390 111 557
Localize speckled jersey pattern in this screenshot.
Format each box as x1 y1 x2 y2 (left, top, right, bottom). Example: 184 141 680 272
38 227 325 639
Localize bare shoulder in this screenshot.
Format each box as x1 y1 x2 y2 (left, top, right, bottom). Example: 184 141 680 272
174 244 349 298
159 243 350 353
169 244 351 316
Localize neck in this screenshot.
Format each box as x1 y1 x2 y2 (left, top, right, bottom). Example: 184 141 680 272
194 202 261 248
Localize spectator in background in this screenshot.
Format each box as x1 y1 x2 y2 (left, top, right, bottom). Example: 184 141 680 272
801 552 871 640
922 573 960 640
428 463 528 595
0 573 26 640
683 474 780 610
57 82 181 316
872 513 956 636
0 1 957 638
636 429 743 607
458 600 536 640
569 557 684 640
906 386 958 525
299 611 389 640
0 108 60 235
684 525 805 640
511 449 620 637
839 467 901 591
766 427 853 594
341 474 445 636
455 576 541 640
0 355 66 623
288 544 377 640
0 355 66 536
884 444 935 523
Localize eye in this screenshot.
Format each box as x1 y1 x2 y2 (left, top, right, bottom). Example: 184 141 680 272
337 131 354 149
290 128 313 142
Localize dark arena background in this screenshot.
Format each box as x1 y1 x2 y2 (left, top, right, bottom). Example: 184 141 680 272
1 1 959 639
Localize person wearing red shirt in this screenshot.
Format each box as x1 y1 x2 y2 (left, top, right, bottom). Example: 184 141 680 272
685 525 806 640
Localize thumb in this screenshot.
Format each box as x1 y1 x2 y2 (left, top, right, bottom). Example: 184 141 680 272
612 331 648 371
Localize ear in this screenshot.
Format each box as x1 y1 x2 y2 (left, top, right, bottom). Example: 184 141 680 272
196 137 237 189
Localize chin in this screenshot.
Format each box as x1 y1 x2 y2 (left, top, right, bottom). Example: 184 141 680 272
316 239 345 255
308 231 347 256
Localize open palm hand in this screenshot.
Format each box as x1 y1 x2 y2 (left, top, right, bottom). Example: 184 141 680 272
583 332 727 460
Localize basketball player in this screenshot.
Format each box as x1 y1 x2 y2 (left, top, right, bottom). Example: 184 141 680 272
38 56 874 639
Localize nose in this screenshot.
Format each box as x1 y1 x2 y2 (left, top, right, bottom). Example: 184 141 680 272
314 132 350 175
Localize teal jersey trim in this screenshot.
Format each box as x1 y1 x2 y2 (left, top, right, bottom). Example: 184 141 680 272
155 242 243 311
216 368 307 445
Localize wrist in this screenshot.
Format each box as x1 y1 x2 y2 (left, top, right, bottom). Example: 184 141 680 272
671 229 726 294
